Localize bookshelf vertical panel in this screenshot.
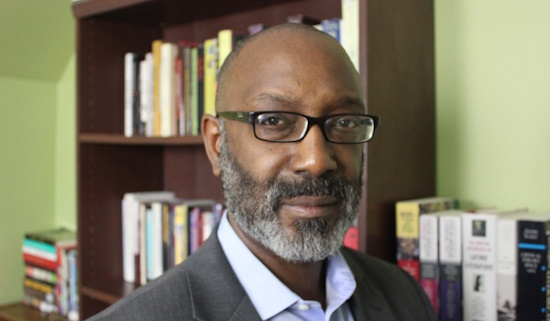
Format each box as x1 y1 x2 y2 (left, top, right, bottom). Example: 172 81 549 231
363 0 436 261
78 144 163 290
80 294 110 320
163 146 224 202
77 18 161 134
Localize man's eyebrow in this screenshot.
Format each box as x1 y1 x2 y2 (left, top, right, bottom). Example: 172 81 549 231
247 93 300 107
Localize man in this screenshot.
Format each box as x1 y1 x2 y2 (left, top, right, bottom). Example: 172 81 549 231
89 23 436 321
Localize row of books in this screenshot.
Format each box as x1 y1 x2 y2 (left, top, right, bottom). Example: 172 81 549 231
124 1 359 138
396 197 550 321
121 191 224 285
21 228 78 320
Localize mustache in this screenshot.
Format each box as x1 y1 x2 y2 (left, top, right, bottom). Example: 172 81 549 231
265 174 358 209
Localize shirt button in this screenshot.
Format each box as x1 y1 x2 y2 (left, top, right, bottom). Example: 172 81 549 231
298 304 309 311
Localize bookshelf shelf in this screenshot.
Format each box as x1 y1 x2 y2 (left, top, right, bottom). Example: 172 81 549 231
80 281 137 306
79 133 204 146
74 0 435 318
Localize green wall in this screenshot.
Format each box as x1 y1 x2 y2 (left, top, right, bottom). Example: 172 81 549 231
0 1 75 305
436 0 550 212
0 0 549 307
0 76 57 303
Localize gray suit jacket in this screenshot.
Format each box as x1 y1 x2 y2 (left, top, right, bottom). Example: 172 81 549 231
88 232 436 321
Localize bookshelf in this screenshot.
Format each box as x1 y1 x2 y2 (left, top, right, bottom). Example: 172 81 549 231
73 0 435 318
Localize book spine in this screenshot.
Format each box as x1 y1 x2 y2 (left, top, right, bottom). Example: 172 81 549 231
218 29 233 67
419 214 439 314
124 53 136 137
396 202 421 280
23 253 57 271
197 44 205 133
23 238 57 255
341 0 360 71
191 46 199 135
143 53 154 137
462 213 497 321
203 38 218 116
22 245 57 262
438 215 462 321
173 204 188 265
25 265 57 283
160 43 177 137
122 196 135 283
496 218 517 321
321 18 340 42
152 40 162 136
516 220 547 321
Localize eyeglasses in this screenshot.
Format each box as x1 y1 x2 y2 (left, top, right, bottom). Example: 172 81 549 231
217 111 380 144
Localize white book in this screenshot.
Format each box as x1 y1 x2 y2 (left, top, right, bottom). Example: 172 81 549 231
159 43 178 137
419 213 439 313
496 215 518 321
341 0 359 71
462 212 498 321
122 191 175 283
124 53 137 137
140 53 154 137
150 201 164 280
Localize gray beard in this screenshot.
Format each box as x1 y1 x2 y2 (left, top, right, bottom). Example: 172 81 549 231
218 123 362 263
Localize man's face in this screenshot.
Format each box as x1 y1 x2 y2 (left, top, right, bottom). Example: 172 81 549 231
217 29 365 262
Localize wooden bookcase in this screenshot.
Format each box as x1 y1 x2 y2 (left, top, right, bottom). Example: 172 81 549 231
73 0 435 318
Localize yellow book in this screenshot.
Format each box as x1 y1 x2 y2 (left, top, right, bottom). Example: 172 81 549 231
395 197 456 281
218 29 233 68
152 40 163 136
203 38 218 116
173 204 189 265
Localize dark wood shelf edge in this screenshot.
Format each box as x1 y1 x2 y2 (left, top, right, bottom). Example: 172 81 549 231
79 133 204 146
0 302 67 321
80 286 121 305
72 0 153 18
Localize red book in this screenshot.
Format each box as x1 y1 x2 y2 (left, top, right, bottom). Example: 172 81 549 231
23 253 57 271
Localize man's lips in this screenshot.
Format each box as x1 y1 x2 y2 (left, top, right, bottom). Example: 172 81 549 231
280 196 339 218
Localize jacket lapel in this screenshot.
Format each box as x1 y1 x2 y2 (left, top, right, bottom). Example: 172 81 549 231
184 231 262 321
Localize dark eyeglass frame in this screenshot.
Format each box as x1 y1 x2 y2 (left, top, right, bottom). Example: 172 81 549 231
217 111 380 144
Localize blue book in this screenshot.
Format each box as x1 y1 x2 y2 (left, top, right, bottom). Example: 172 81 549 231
321 18 340 43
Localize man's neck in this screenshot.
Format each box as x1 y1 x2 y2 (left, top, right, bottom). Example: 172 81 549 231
227 213 327 309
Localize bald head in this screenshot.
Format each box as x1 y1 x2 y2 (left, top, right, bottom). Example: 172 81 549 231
215 23 362 113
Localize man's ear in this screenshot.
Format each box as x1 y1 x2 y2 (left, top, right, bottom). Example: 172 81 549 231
201 114 222 177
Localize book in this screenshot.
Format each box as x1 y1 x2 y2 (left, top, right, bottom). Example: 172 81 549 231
173 202 189 265
321 18 340 42
419 212 439 314
395 197 456 280
25 265 57 284
196 44 205 133
515 213 550 321
122 191 175 283
152 39 163 136
159 42 178 137
462 212 498 321
437 210 463 321
496 213 519 321
124 52 141 137
341 0 360 71
140 53 154 137
218 29 233 68
190 46 199 135
25 228 77 247
203 37 218 116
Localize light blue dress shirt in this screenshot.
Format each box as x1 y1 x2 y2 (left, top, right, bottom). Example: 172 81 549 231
217 213 357 321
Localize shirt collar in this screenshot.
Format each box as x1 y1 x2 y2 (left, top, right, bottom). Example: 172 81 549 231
218 213 357 320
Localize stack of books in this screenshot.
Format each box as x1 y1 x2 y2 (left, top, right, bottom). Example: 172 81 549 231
121 191 224 285
22 228 78 320
396 197 550 321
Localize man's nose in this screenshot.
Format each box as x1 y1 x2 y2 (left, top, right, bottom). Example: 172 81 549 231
290 124 337 177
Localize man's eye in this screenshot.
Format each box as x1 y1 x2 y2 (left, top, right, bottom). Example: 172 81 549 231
332 116 359 128
256 114 287 127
